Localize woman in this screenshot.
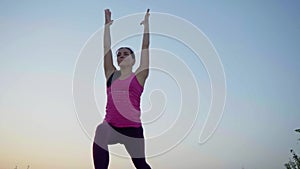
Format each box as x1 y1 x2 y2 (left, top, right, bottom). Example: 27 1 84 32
93 9 151 169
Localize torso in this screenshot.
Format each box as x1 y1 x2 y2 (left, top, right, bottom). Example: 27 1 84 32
104 71 144 128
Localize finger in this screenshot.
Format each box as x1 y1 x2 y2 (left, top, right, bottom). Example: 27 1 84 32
105 9 111 14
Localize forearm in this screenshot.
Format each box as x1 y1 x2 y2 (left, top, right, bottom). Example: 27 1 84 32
104 25 111 50
142 22 149 49
103 24 115 76
139 21 150 70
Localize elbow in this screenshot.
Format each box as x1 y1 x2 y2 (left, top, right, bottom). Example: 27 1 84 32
104 45 111 51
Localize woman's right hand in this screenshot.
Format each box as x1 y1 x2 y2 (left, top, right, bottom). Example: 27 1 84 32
104 9 113 25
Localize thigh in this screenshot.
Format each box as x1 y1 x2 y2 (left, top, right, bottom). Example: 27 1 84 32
122 127 146 158
94 122 119 148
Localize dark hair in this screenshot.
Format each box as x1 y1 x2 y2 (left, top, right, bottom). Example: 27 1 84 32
116 47 135 59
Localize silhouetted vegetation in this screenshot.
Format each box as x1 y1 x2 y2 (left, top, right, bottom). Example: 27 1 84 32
284 129 300 169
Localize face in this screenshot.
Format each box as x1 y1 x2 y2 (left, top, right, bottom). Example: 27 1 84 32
117 48 135 67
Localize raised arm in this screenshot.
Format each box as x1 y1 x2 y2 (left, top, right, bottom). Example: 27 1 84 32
103 9 116 80
136 9 150 86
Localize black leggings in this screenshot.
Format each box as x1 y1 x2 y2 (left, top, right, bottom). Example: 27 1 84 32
93 122 151 169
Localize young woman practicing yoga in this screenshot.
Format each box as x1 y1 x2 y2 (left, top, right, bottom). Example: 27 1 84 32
93 9 152 169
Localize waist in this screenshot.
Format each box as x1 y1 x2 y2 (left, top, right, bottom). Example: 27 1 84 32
105 108 142 127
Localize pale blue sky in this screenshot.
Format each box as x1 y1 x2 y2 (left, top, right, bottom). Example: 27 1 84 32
0 0 300 169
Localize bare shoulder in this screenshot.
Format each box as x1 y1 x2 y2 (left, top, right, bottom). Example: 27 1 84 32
134 71 148 87
105 70 115 81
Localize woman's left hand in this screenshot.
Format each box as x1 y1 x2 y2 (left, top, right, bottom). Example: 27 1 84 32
140 9 150 25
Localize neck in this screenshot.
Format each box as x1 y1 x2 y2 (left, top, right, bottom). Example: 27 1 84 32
120 66 132 76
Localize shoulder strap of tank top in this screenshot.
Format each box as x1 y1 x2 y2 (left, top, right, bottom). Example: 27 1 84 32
106 71 121 88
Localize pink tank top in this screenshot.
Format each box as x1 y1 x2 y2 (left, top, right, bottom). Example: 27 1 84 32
104 72 144 127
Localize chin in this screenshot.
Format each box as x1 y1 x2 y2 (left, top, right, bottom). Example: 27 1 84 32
119 62 130 67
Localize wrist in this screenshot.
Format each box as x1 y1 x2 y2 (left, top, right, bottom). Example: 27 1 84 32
104 23 111 28
104 20 112 26
143 21 149 26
